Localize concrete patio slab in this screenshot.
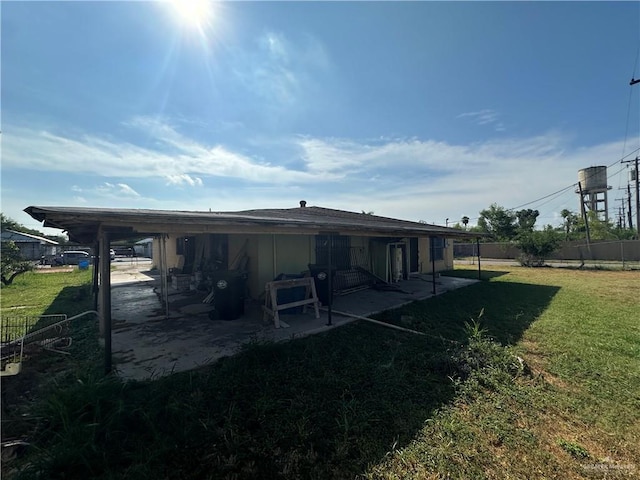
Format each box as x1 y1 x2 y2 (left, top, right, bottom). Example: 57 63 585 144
109 264 478 381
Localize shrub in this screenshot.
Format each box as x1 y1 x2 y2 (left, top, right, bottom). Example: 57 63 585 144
516 228 562 267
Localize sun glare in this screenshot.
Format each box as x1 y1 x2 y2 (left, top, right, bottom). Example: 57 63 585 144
169 0 213 30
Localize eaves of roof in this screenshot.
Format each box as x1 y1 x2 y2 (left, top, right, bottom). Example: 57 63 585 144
24 205 483 243
1 229 59 245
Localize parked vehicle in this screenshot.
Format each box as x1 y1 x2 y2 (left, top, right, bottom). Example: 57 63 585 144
110 249 116 261
113 246 135 257
53 250 91 266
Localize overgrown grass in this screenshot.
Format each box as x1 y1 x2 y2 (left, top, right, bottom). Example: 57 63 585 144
366 266 640 479
6 266 640 479
1 269 100 447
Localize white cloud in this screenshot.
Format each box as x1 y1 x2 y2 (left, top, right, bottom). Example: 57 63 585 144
4 116 635 229
96 183 140 198
166 174 204 187
2 120 321 185
458 109 506 132
231 31 331 108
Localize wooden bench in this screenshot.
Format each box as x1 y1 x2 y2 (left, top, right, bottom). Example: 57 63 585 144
262 277 320 328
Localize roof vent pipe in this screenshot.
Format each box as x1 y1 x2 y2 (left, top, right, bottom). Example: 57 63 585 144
299 200 307 208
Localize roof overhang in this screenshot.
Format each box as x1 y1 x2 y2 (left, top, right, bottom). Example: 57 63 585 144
24 206 483 244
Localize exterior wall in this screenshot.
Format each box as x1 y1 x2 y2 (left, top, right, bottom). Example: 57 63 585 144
419 237 454 273
153 232 456 299
152 234 183 270
234 234 314 300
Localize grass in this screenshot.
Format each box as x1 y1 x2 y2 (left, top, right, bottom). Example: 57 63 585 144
1 268 94 336
4 265 640 479
1 269 101 448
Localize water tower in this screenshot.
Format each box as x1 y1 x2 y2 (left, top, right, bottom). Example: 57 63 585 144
576 166 611 222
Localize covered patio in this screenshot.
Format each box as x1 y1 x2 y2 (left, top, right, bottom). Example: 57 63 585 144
110 263 478 381
25 204 483 377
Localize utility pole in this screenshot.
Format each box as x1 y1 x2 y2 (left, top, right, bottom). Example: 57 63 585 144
628 184 634 230
578 181 591 250
628 76 639 236
621 156 639 237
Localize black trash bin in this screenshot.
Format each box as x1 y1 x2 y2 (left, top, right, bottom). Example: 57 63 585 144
308 264 337 305
209 270 246 320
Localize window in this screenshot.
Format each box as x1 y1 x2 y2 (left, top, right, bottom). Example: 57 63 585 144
315 235 351 269
430 237 445 261
176 236 195 256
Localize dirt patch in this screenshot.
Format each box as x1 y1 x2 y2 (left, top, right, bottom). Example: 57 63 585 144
34 266 75 274
519 339 577 392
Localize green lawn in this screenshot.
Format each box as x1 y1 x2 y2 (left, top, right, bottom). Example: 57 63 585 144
4 266 639 479
1 268 94 336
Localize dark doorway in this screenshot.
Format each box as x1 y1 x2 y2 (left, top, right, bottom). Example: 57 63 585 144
409 238 419 272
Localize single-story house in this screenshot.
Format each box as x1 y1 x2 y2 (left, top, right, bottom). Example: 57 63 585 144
0 229 60 260
25 202 481 372
25 202 479 296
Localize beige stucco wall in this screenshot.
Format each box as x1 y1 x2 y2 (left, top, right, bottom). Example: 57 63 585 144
153 233 455 299
419 237 454 273
152 234 183 270
244 234 314 300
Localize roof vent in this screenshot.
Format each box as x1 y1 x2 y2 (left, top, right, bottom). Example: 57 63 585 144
299 200 307 208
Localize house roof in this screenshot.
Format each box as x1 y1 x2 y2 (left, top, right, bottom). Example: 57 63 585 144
0 229 59 245
24 205 481 243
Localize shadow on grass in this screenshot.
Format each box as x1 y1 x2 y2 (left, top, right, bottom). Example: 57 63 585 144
377 277 560 345
442 268 510 281
17 278 560 480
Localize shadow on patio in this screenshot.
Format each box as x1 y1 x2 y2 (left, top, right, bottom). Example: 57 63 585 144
111 271 478 381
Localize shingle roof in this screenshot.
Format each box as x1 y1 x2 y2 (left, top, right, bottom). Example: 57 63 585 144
0 229 59 244
24 205 480 243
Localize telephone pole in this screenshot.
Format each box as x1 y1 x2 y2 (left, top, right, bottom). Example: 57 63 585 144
621 157 639 237
628 184 634 230
628 77 640 236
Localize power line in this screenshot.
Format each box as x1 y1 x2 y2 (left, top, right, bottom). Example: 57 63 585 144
505 146 640 213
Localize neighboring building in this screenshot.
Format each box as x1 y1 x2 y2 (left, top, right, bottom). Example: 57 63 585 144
24 203 479 300
134 238 153 258
0 229 59 260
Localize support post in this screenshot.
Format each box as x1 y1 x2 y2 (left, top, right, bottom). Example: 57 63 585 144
326 234 333 326
430 237 436 294
98 230 112 374
477 237 482 280
160 235 169 318
92 240 99 311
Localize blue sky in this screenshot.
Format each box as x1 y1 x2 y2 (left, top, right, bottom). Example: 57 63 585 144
2 1 639 235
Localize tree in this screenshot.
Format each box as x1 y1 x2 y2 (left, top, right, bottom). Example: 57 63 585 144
478 203 517 240
1 213 67 244
516 226 562 267
515 209 539 233
560 209 580 240
1 241 34 286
